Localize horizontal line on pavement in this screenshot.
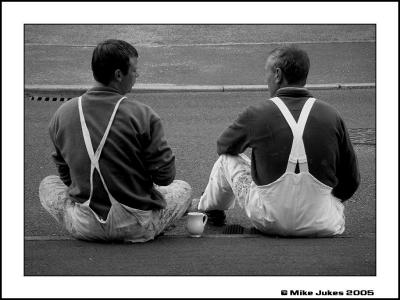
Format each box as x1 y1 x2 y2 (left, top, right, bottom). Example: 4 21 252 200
25 236 74 241
24 234 259 241
24 40 376 48
25 83 376 95
24 234 356 241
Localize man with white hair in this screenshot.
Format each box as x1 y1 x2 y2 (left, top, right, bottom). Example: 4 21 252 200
196 44 360 236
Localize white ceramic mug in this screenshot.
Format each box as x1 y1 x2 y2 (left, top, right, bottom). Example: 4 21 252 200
186 212 208 237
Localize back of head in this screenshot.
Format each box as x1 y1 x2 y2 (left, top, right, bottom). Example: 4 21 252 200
91 39 138 85
268 44 310 85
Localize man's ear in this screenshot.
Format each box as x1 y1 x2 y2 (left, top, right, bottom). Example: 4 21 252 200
275 67 283 84
114 69 123 82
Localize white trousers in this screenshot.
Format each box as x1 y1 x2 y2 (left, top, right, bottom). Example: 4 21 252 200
199 154 252 212
39 175 192 242
198 154 344 237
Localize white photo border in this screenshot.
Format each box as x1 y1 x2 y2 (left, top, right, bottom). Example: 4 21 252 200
2 1 398 298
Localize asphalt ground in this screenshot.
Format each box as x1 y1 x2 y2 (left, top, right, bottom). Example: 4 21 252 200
24 89 375 236
24 24 375 46
25 42 375 86
22 25 377 278
24 89 375 276
25 235 374 276
24 25 375 87
24 140 375 276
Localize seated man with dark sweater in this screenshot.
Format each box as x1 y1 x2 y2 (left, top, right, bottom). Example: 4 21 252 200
196 45 360 236
39 39 192 242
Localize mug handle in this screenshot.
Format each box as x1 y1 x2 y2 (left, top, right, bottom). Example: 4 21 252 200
203 213 208 225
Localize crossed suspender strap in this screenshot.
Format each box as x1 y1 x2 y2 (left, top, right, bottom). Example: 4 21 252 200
270 97 316 173
78 96 127 203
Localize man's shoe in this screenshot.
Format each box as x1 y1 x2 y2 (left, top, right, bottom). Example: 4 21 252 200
205 210 226 226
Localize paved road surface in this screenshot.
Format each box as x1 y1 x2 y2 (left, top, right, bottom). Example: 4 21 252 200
25 42 375 85
25 235 375 276
24 89 375 276
22 25 377 278
24 90 375 237
24 24 375 46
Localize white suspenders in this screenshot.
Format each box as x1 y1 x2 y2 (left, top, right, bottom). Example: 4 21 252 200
270 97 316 173
247 97 345 236
78 96 126 203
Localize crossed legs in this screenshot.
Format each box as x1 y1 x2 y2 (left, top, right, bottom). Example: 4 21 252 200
39 153 252 240
39 175 192 241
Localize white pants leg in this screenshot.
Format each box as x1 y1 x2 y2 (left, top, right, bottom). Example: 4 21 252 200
39 175 192 241
152 180 192 235
198 154 252 211
39 175 74 225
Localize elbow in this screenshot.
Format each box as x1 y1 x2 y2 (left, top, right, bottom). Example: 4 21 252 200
61 177 72 187
152 165 176 186
332 180 360 202
155 177 174 186
153 174 175 186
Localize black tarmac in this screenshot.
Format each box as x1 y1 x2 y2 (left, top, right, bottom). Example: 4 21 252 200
24 90 375 276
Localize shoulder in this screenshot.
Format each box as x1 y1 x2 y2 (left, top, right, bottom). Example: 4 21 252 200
253 98 279 111
120 96 161 121
313 98 339 112
311 98 343 121
56 97 78 112
51 97 79 122
309 98 349 137
48 97 80 135
243 99 279 118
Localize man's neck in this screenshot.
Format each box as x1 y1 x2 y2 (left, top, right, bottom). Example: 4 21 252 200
93 81 125 95
278 82 306 90
272 82 306 96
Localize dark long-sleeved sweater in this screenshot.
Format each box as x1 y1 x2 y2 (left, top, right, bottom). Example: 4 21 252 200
49 87 175 219
217 87 360 201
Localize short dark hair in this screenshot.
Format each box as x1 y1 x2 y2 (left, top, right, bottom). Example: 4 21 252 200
268 45 310 84
91 39 138 85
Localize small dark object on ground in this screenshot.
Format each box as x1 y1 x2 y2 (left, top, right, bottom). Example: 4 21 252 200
206 210 227 226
